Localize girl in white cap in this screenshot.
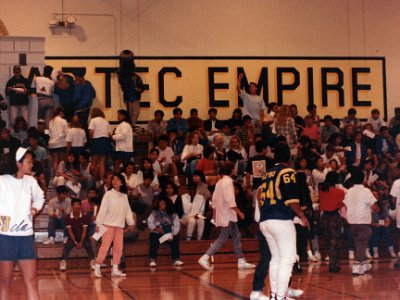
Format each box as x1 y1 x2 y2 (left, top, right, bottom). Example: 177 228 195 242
0 147 45 300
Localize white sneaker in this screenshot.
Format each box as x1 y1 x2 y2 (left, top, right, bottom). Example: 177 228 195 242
198 256 213 271
308 255 318 262
238 261 256 270
250 291 269 300
287 287 304 298
348 250 355 260
314 251 321 261
373 251 380 259
111 269 127 277
352 263 364 275
325 256 330 261
43 237 55 245
149 261 157 267
94 264 102 278
111 265 126 277
63 237 68 244
390 252 397 258
365 249 372 259
172 260 184 266
362 263 372 273
59 260 67 271
90 259 96 270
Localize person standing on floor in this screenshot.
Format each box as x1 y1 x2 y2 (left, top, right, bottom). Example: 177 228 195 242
0 148 45 300
93 173 135 278
198 164 255 271
319 171 346 273
118 50 144 126
257 143 309 300
342 168 378 275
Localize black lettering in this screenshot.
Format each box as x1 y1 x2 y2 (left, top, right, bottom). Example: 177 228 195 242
277 67 300 105
321 68 344 107
352 68 372 107
134 67 150 108
237 67 269 106
158 67 182 107
95 67 116 108
27 67 41 86
208 67 229 107
307 67 314 106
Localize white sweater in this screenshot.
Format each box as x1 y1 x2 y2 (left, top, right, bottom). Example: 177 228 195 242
112 121 133 152
0 175 44 236
182 193 206 218
96 189 134 228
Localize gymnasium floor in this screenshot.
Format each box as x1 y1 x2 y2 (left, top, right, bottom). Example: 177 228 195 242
9 259 400 299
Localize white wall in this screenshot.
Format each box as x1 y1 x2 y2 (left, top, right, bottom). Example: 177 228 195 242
1 0 399 118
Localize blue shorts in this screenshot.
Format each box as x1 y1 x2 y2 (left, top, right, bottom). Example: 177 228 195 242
90 137 113 155
0 234 36 261
114 151 133 161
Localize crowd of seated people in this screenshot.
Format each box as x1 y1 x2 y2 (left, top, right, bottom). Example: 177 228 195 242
3 65 400 270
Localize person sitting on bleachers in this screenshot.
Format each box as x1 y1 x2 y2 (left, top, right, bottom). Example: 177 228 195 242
122 161 140 198
368 108 386 134
81 187 98 214
78 151 96 196
204 107 223 136
43 185 72 245
147 109 168 144
374 126 398 162
27 133 50 194
159 180 184 219
0 127 21 157
137 157 159 191
156 134 180 186
187 108 204 132
181 131 204 177
59 198 95 271
11 116 28 146
54 73 75 122
147 197 183 267
320 115 339 145
196 145 219 186
181 183 206 241
167 108 188 141
53 152 81 196
136 172 157 228
341 108 362 130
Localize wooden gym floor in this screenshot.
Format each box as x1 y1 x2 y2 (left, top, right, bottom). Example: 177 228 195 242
8 259 400 299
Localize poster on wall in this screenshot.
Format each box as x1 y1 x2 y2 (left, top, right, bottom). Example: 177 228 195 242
41 56 386 122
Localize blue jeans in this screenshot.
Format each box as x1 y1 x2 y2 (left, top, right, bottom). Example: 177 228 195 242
369 226 393 248
48 217 67 238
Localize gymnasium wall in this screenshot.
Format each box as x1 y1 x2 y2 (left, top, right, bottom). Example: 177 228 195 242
1 0 399 122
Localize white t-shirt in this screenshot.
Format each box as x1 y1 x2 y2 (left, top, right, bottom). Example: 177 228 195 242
157 146 175 167
123 173 140 190
239 91 266 122
343 184 377 224
32 76 54 96
66 128 87 147
0 175 45 236
181 144 204 162
48 116 68 149
321 153 341 166
88 117 110 138
367 117 386 133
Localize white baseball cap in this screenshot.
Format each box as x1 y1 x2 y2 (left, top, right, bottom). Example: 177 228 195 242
15 147 28 162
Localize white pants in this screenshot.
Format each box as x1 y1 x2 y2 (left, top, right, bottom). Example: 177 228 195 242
260 219 296 297
9 105 29 126
181 216 205 240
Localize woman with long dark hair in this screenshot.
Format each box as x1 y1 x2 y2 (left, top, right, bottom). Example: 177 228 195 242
0 148 45 300
94 173 134 278
319 171 345 273
118 50 144 126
